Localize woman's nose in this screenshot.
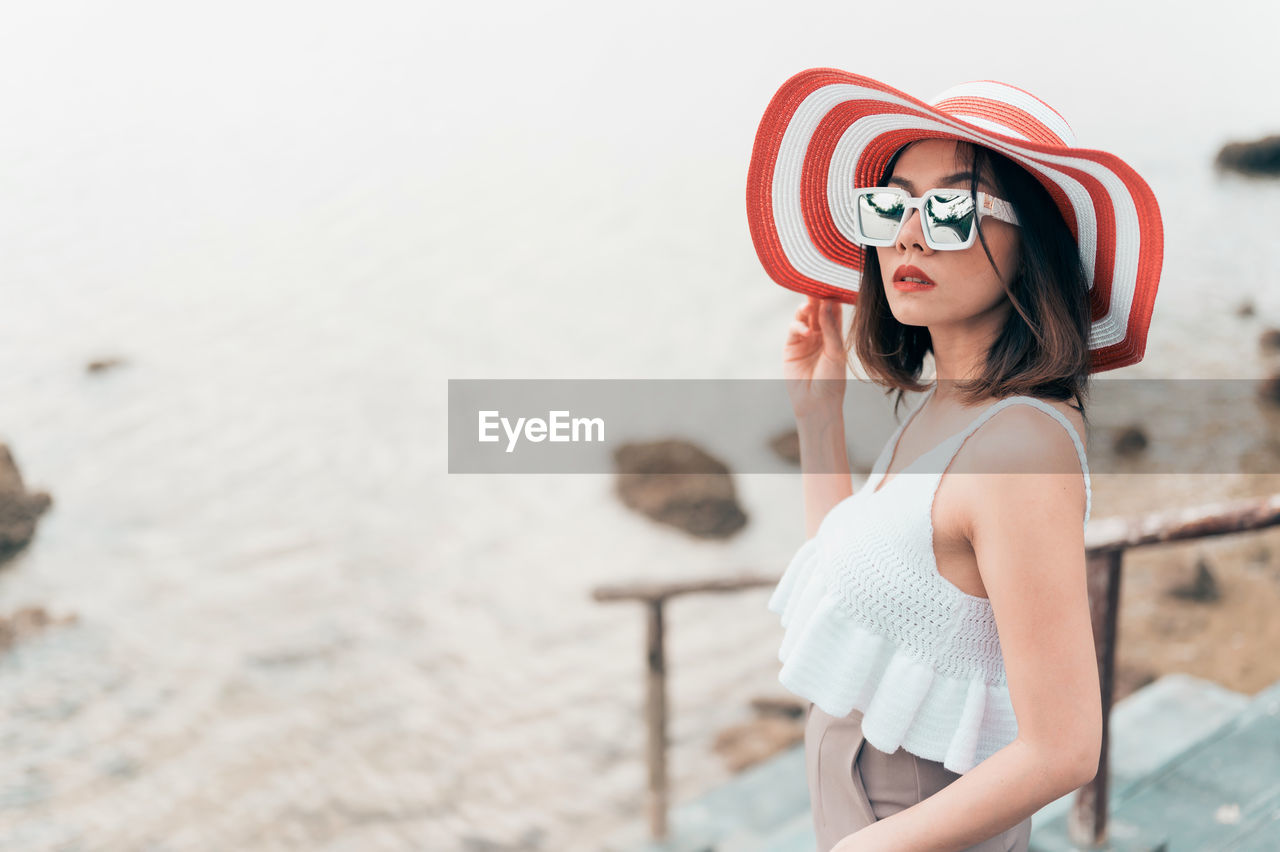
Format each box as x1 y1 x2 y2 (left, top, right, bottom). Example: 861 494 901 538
895 208 932 254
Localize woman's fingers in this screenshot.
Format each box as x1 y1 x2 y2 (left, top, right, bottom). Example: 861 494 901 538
817 299 833 329
807 297 824 327
818 299 840 342
793 297 846 345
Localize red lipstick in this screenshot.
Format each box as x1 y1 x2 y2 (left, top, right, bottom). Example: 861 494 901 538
892 265 936 292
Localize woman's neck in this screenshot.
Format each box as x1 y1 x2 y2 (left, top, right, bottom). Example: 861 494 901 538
927 343 998 408
925 295 1012 395
927 318 1005 398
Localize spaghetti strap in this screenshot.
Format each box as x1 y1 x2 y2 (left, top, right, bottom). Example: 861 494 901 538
865 386 937 491
939 396 1091 529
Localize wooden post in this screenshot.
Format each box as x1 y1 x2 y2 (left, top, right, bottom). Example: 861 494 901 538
645 599 668 840
1069 548 1123 847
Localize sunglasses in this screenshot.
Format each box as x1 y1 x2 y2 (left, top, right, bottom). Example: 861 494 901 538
851 187 1020 251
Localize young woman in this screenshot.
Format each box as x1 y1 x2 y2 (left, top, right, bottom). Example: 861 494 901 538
746 71 1163 851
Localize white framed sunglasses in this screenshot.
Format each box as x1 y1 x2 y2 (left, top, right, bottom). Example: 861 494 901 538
852 187 1020 250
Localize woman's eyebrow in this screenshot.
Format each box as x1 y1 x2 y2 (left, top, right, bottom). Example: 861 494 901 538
886 171 996 192
940 170 988 187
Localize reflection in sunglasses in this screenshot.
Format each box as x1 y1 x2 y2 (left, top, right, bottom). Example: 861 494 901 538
866 194 905 217
852 187 1018 249
925 193 975 243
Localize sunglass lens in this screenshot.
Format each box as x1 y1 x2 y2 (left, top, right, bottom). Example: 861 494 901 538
923 191 976 246
856 192 906 242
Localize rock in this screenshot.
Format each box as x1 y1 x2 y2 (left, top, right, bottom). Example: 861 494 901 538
0 606 77 653
1259 372 1280 406
768 429 875 475
86 357 126 374
1237 299 1256 318
749 694 807 719
613 440 747 539
1168 557 1221 603
0 444 52 565
768 429 801 465
1260 328 1280 353
711 715 804 772
1216 135 1280 177
1113 424 1149 457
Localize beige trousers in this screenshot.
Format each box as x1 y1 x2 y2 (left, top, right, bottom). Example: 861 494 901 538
804 701 1032 852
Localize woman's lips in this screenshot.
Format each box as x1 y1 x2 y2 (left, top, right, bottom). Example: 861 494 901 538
892 265 936 292
893 280 935 292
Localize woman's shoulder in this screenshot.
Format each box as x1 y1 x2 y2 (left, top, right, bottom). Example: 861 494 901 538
959 395 1089 476
948 396 1092 533
1013 395 1087 453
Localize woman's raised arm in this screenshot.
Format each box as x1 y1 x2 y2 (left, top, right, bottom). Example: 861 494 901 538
784 297 854 538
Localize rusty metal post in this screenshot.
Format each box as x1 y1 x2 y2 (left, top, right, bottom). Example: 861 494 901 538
1069 548 1123 847
645 599 668 840
590 495 1280 848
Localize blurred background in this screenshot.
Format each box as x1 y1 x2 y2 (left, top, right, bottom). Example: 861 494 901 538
3 0 1280 849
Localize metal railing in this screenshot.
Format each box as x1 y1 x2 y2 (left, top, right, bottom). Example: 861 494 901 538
592 493 1280 847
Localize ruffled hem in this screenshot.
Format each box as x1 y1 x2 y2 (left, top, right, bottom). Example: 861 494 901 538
767 538 1017 775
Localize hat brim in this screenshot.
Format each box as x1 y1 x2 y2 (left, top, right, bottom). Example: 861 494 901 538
746 68 1163 373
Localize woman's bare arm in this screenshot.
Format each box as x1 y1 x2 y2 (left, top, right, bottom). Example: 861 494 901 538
783 296 853 538
798 411 853 538
833 406 1099 851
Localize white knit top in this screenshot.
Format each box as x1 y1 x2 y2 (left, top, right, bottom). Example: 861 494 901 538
767 385 1091 774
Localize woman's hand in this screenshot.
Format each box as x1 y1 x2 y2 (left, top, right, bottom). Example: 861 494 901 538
784 296 848 420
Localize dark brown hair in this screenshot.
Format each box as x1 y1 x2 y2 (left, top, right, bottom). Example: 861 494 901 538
849 141 1092 424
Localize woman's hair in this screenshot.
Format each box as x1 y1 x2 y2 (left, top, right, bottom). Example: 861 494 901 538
850 140 1092 423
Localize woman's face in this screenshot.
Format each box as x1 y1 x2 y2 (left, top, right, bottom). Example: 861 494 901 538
874 139 1020 333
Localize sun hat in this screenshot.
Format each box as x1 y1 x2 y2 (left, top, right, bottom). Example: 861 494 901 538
746 68 1163 373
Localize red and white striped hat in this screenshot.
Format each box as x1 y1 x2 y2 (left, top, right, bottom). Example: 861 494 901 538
746 68 1163 373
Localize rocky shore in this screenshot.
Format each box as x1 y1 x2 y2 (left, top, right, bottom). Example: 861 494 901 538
1217 134 1280 176
0 443 51 567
